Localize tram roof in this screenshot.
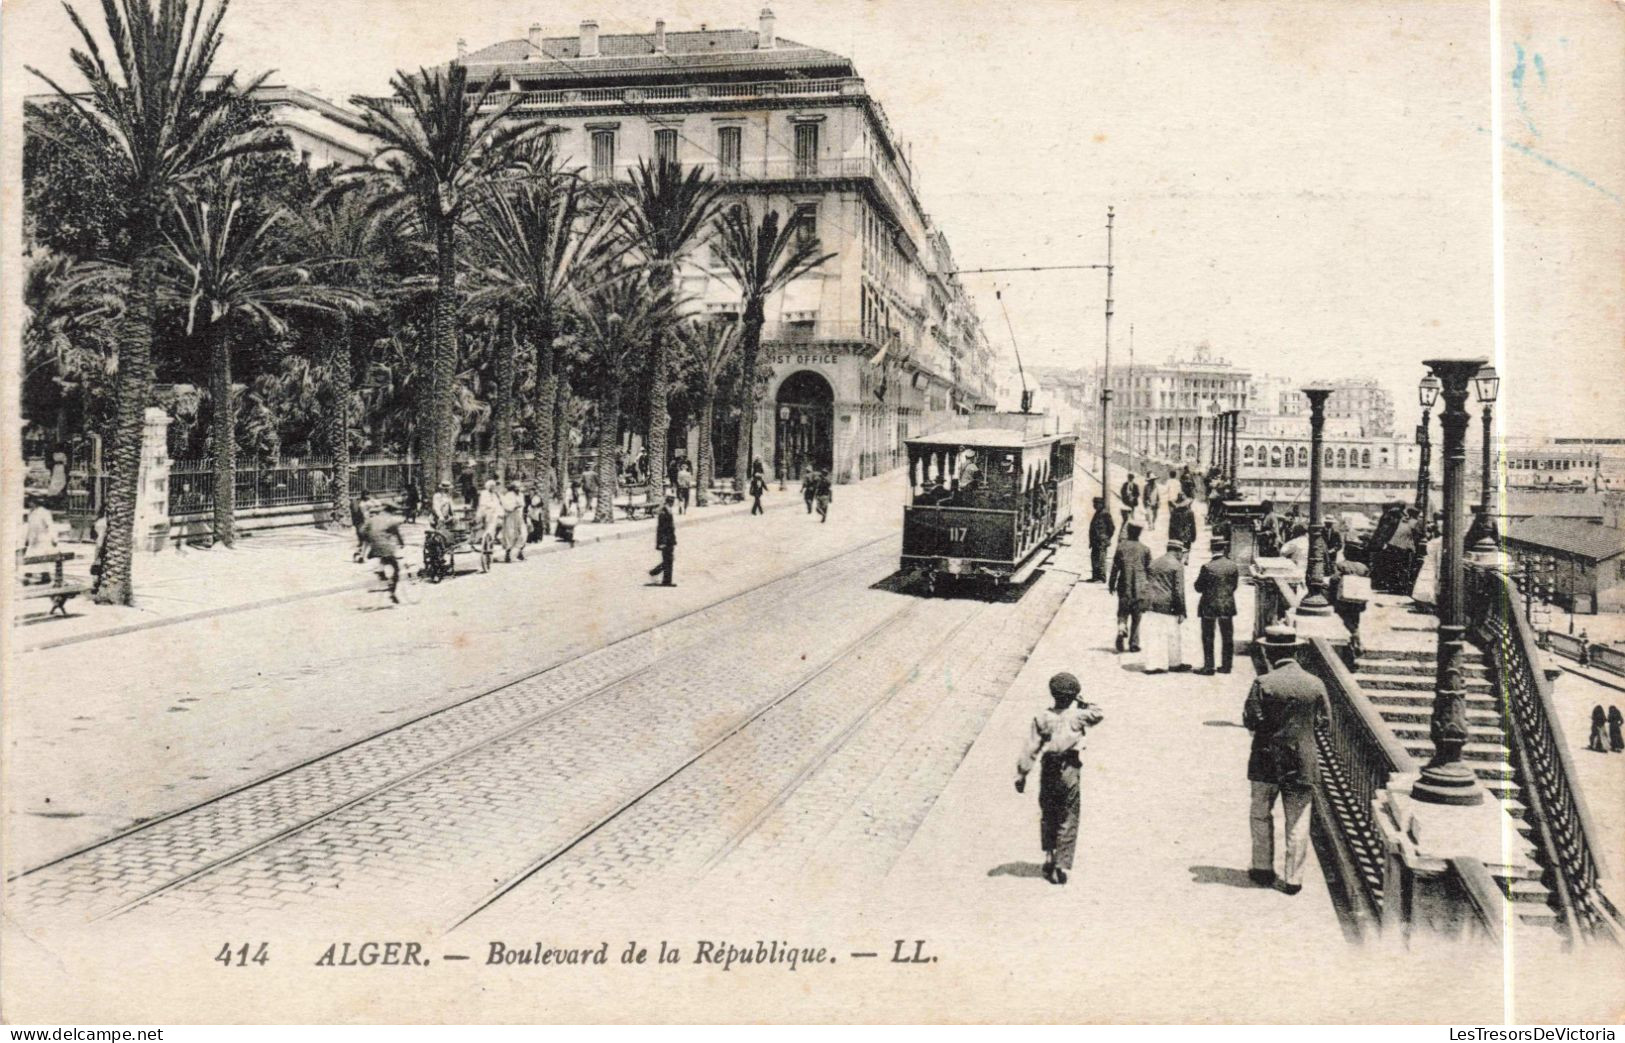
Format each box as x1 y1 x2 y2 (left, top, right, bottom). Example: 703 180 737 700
905 427 1075 450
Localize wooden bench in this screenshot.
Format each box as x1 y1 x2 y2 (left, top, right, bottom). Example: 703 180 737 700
707 485 745 505
619 501 662 521
16 550 86 617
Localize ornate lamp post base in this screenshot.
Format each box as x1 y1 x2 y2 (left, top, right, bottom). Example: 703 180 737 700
1412 762 1485 805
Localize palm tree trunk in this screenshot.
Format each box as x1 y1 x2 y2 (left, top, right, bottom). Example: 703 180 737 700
697 382 715 507
645 261 674 505
208 322 237 547
554 374 570 497
493 313 515 483
430 217 458 488
329 311 353 525
531 310 555 532
734 304 766 492
595 389 619 524
95 214 159 605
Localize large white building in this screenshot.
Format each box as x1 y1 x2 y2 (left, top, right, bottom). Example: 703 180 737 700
456 11 996 482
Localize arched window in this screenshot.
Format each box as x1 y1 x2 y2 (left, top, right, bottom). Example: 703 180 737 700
1336 448 1347 468
1361 449 1371 468
1244 445 1255 464
1324 448 1334 467
1270 445 1283 468
1297 447 1309 467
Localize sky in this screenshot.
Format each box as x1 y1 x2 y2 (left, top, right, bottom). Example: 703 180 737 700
4 0 1622 440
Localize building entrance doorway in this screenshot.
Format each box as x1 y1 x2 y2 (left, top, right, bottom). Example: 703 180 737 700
775 370 834 480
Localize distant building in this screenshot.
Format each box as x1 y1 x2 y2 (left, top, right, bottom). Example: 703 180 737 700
1502 517 1625 614
1262 377 1394 437
452 11 995 482
28 82 372 170
1086 343 1251 467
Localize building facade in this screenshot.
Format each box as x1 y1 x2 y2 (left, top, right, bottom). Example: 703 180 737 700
457 11 995 482
1102 343 1252 467
1261 376 1394 437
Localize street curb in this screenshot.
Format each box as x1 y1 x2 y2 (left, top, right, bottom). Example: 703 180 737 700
15 484 857 652
1559 662 1625 695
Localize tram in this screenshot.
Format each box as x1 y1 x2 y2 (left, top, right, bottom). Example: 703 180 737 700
900 425 1077 592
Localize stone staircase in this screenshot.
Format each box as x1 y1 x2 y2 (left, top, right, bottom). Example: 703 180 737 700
1355 646 1560 931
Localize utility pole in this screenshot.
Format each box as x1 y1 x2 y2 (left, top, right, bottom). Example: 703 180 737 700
1100 206 1115 509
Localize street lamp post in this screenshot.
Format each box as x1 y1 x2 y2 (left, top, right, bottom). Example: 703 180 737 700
1222 407 1235 484
1472 366 1500 556
1295 387 1336 629
1412 358 1487 807
1415 374 1440 517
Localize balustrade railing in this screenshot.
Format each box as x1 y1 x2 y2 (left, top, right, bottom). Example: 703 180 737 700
1251 574 1298 643
1541 630 1625 679
1303 636 1419 925
1466 564 1617 942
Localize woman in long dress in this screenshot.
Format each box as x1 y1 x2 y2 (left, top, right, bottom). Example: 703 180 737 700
499 481 526 562
476 479 504 564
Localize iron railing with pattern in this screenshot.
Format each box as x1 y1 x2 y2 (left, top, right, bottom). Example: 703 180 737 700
1251 573 1298 644
1303 635 1420 927
1466 563 1617 942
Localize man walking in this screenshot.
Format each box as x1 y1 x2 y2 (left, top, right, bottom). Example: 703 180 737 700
1087 496 1115 582
1144 473 1161 527
582 467 599 515
813 469 832 523
1195 535 1240 674
648 496 677 586
676 461 694 515
1144 538 1189 673
360 499 407 604
1014 672 1105 886
749 469 769 515
1244 626 1330 895
1118 472 1141 525
801 467 816 513
1108 521 1152 653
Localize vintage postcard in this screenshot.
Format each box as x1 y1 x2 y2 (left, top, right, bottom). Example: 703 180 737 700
2 0 1623 1026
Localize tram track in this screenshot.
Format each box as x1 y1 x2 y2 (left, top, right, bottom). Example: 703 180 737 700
11 533 899 921
455 593 999 927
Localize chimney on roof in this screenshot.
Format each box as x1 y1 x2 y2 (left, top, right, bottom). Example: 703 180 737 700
580 20 599 57
528 23 542 51
759 8 776 48
456 37 467 59
654 19 666 52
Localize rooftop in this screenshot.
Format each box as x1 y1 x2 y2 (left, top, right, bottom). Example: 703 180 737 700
462 24 851 82
1503 517 1625 562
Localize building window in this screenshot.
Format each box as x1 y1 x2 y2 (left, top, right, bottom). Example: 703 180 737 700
793 203 818 245
654 128 678 165
717 125 741 177
1270 446 1282 468
795 122 819 177
1336 448 1347 468
1297 447 1308 467
1361 449 1371 468
591 129 616 180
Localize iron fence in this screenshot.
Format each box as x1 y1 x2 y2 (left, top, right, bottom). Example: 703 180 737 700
1467 564 1615 942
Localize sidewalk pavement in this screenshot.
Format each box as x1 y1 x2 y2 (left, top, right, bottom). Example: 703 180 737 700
874 477 1402 1020
9 476 846 651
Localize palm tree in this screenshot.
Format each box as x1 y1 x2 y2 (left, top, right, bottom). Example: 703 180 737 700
27 0 278 604
23 251 126 443
464 144 623 524
674 318 739 507
711 203 835 489
345 65 550 491
158 175 360 545
285 190 390 523
619 158 723 502
571 268 683 523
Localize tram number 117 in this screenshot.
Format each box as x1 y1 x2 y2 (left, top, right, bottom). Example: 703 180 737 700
948 527 968 542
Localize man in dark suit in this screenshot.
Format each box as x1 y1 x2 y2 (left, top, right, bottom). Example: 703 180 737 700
1244 625 1331 895
1118 473 1141 525
648 496 677 586
1086 496 1115 583
1108 522 1152 653
1194 535 1240 674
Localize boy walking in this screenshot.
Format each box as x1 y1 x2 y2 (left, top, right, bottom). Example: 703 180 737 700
1014 672 1105 885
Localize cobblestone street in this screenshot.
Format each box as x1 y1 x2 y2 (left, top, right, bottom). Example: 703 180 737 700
7 470 1079 931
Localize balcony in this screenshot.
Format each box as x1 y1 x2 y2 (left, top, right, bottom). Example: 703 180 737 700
489 77 867 110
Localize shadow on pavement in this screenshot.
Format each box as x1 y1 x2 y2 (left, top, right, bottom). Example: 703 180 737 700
1203 719 1246 728
987 861 1048 880
1189 865 1260 889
